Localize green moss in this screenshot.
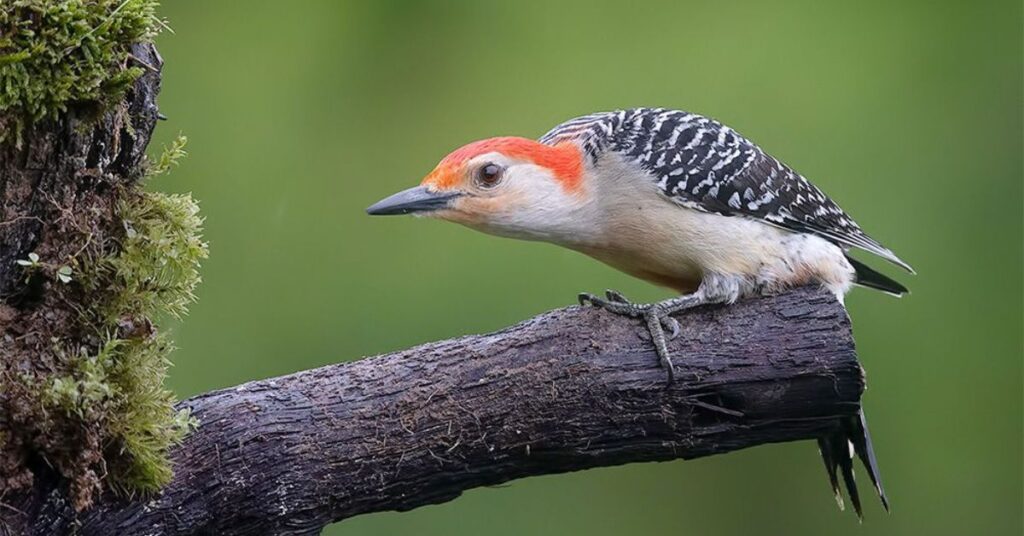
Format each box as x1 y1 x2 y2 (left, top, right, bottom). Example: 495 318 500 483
42 345 115 418
71 138 207 493
103 336 196 494
0 0 162 142
93 168 207 322
150 133 188 175
43 335 197 494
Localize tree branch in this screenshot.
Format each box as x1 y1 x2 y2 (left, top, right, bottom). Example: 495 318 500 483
24 286 863 535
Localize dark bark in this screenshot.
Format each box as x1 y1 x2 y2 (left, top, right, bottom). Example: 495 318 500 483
25 286 861 535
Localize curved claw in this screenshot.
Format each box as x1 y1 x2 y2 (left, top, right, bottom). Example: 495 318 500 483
604 289 630 304
578 292 599 307
661 316 680 339
644 310 676 383
661 353 676 382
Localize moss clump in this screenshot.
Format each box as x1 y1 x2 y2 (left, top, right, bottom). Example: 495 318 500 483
0 0 162 142
96 164 206 322
80 138 207 496
43 335 196 495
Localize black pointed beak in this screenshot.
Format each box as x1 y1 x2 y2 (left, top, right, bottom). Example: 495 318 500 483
366 186 463 216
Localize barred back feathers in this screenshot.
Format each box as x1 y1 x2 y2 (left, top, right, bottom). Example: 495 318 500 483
540 108 912 273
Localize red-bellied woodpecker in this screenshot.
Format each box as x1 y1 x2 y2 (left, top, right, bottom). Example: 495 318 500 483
367 107 912 517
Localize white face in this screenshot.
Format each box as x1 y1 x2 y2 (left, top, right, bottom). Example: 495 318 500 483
428 152 600 245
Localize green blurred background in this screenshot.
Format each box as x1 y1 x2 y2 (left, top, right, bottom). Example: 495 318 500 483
151 1 1022 534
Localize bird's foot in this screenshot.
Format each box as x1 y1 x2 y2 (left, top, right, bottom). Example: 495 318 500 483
578 290 684 381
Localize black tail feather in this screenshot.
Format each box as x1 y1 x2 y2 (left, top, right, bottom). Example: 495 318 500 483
848 409 889 511
817 436 843 509
847 256 909 296
838 442 863 518
817 409 890 519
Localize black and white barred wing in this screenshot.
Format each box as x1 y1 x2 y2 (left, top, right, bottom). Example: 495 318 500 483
541 108 913 273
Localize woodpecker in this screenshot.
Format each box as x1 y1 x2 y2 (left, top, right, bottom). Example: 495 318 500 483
367 107 911 517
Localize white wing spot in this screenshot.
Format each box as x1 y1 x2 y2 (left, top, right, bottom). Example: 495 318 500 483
728 191 741 209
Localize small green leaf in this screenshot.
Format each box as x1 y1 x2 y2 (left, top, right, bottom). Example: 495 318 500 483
57 266 73 283
28 252 40 263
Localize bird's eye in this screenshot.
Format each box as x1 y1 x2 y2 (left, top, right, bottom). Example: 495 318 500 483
475 163 504 189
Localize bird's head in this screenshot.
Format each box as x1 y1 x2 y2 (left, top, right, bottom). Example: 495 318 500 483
367 137 594 242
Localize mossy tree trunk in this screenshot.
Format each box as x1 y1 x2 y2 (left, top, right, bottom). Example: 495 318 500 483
0 42 161 295
3 2 205 520
1 39 183 523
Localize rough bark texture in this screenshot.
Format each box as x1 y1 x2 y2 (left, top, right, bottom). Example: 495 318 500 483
15 286 862 535
0 43 162 299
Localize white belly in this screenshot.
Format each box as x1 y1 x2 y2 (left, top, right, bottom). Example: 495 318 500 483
578 160 855 297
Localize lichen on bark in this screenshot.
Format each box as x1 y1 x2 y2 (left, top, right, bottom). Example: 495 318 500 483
0 0 205 510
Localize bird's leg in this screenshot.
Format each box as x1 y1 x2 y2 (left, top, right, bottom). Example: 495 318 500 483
578 290 719 381
582 290 683 337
